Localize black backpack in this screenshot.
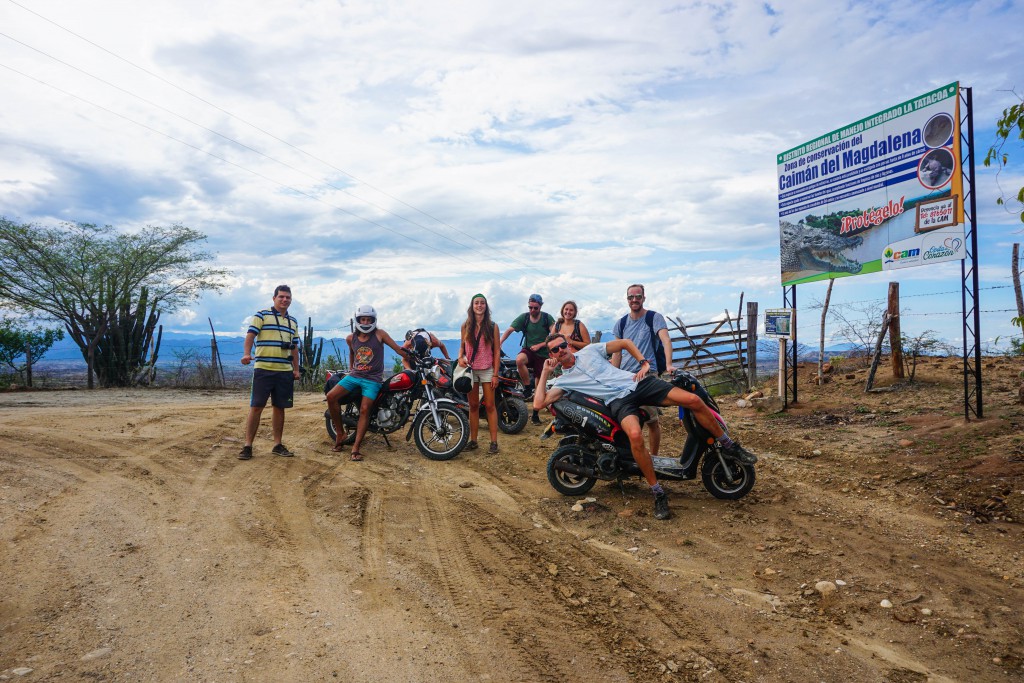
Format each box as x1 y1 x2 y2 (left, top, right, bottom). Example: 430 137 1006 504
520 312 555 349
615 310 666 374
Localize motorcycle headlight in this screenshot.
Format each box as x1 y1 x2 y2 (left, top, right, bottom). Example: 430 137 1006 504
426 365 442 382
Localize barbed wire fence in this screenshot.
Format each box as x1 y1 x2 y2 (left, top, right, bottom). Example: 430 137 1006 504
9 281 1023 389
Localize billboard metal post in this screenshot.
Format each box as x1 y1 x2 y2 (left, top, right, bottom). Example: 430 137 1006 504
783 285 797 406
960 86 982 419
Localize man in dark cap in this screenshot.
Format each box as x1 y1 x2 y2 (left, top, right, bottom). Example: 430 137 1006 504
500 293 555 423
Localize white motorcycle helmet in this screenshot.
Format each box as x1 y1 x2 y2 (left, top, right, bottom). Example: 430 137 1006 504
354 304 377 334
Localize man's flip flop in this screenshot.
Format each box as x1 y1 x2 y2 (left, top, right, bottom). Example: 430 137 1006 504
350 451 364 461
331 443 346 453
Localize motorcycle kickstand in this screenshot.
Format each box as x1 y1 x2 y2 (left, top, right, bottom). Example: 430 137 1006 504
382 433 392 449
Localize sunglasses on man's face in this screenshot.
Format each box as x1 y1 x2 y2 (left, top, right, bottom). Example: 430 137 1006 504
627 294 643 301
528 305 540 311
548 341 568 354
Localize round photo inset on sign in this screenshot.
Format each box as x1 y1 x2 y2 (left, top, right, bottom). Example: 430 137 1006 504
917 147 954 189
923 112 954 148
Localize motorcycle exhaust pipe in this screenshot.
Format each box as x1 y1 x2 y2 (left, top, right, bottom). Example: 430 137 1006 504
553 460 597 478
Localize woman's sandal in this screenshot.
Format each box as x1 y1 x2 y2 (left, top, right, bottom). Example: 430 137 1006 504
350 451 364 461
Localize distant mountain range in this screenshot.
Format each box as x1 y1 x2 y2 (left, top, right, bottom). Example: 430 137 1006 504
34 331 868 373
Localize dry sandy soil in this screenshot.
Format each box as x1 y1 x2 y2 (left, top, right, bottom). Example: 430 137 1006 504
1 356 1022 682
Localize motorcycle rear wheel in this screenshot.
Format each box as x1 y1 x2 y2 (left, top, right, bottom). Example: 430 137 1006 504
412 406 469 461
546 445 597 496
324 411 356 445
496 397 528 434
701 454 755 500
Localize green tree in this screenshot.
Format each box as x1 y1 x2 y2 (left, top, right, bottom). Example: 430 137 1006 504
0 318 64 381
0 218 228 388
984 91 1024 223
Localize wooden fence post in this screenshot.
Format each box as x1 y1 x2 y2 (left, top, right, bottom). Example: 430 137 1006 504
25 343 32 388
888 282 904 379
208 318 226 387
746 301 758 385
865 312 892 391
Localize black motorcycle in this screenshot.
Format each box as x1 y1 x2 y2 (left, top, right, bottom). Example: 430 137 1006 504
436 355 529 434
543 370 756 499
323 354 469 461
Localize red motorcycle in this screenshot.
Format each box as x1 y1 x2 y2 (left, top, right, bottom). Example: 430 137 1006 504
436 355 529 434
323 353 469 461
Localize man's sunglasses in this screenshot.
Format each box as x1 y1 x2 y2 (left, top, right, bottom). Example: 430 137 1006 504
627 294 643 300
528 305 540 310
548 341 568 353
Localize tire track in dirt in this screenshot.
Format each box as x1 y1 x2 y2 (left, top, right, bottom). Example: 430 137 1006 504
447 463 741 677
457 495 731 681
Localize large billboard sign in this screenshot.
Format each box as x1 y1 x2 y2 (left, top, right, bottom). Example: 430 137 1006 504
777 82 964 286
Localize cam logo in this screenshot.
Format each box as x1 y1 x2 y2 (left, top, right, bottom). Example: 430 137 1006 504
884 247 920 263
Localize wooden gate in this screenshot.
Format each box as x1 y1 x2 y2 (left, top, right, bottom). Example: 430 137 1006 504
664 297 757 392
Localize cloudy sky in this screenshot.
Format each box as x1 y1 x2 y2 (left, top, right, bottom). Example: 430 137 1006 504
2 0 1023 351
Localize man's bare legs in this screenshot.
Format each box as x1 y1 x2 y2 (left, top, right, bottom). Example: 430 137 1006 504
325 384 350 449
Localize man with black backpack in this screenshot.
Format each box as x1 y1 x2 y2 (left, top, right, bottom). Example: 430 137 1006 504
611 284 675 460
500 293 556 424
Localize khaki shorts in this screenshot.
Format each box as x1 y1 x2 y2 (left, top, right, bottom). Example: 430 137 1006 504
641 405 661 421
472 367 494 383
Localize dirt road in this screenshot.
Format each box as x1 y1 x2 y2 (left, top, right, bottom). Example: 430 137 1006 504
2 357 1022 681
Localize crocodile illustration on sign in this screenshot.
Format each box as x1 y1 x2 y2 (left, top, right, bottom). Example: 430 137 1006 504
780 220 864 279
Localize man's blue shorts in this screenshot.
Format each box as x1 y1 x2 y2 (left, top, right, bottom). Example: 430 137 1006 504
339 374 383 401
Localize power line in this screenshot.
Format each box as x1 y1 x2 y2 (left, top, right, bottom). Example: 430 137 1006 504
0 61 498 271
3 0 554 281
0 31 550 283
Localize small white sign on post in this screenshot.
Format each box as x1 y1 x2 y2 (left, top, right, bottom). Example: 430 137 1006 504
764 309 794 340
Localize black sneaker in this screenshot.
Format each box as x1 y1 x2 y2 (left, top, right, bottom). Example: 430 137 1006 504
531 411 542 425
238 445 253 460
272 444 295 457
653 491 671 520
488 441 499 454
721 441 757 464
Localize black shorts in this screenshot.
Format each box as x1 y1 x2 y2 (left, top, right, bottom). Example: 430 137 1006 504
607 376 673 424
250 368 294 409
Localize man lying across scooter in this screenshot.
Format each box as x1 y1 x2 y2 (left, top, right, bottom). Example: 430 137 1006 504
533 333 756 520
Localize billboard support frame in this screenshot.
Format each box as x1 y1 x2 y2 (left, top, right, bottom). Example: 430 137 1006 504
783 285 797 407
959 87 983 419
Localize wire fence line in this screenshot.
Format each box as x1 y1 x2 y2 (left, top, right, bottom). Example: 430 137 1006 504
12 276 1024 389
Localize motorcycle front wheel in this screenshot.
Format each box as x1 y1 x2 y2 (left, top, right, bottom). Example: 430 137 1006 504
496 397 528 434
324 410 356 445
546 445 597 496
701 454 755 500
412 405 469 461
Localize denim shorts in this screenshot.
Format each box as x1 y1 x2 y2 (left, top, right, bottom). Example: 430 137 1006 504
340 374 383 401
472 367 494 383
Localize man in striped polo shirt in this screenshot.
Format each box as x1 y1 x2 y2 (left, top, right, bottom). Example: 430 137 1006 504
238 285 301 460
